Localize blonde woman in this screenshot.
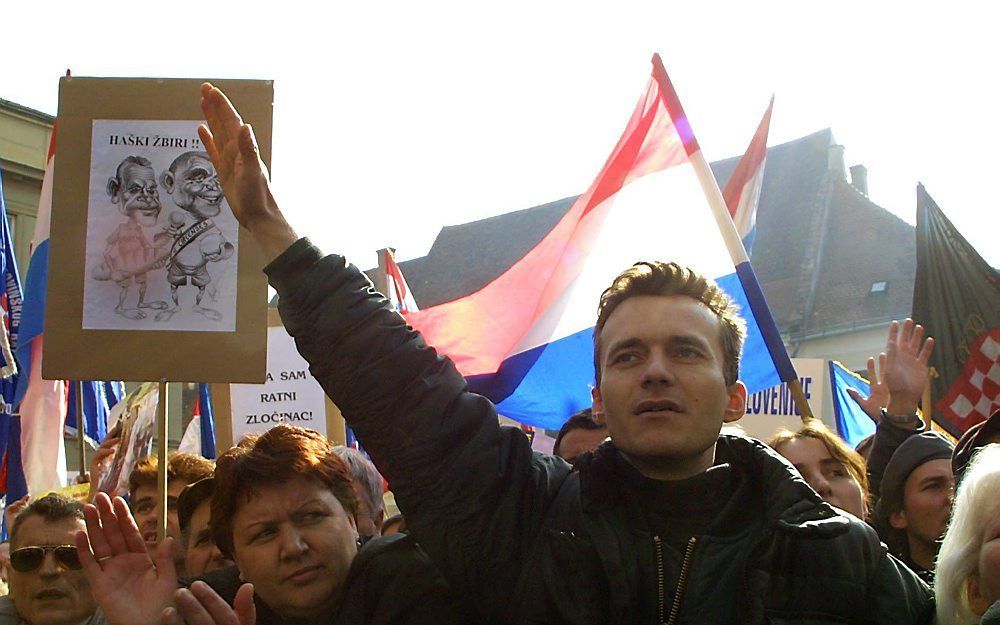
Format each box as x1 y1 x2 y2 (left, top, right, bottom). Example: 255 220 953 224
936 444 1000 625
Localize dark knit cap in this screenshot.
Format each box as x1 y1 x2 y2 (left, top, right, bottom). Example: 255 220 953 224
878 432 954 514
953 409 1000 483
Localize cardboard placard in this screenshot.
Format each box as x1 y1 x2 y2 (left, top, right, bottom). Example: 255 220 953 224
44 77 270 383
211 308 346 450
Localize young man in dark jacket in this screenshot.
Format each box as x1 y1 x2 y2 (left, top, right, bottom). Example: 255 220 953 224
197 83 934 625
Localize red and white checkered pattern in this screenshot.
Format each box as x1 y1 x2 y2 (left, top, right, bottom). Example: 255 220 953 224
939 328 1000 431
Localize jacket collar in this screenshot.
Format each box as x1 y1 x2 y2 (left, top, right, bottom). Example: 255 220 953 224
577 434 851 537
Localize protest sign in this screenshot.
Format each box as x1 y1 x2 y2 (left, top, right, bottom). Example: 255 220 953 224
739 358 828 440
43 77 270 383
212 309 346 449
96 383 159 497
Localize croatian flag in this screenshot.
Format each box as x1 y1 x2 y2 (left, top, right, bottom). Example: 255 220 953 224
13 131 70 494
178 383 217 459
721 97 773 255
403 55 797 429
379 248 419 313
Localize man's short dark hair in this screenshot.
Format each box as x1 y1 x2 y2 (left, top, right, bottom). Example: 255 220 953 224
9 494 85 547
553 409 606 458
128 451 215 495
594 261 746 386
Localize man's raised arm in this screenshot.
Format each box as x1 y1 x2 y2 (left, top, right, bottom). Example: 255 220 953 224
198 83 297 262
198 84 570 622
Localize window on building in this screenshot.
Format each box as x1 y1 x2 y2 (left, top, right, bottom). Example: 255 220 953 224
870 281 887 294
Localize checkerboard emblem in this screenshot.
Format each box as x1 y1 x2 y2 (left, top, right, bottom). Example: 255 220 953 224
940 329 1000 426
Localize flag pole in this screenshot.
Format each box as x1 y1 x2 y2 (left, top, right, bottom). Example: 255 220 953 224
156 379 169 542
76 381 87 480
921 366 937 426
788 379 814 421
648 54 812 420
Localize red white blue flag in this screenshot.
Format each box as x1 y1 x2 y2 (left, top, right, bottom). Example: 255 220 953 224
722 97 772 254
402 55 797 429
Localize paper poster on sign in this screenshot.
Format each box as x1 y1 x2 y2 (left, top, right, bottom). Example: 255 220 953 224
43 77 270 384
739 358 827 440
83 120 239 332
228 325 330 442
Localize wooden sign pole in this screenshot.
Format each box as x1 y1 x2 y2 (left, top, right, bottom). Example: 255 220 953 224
76 381 87 479
156 379 169 542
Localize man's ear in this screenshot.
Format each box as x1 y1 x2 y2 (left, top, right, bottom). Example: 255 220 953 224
723 382 747 424
890 509 908 531
107 177 120 202
160 170 175 194
591 387 605 425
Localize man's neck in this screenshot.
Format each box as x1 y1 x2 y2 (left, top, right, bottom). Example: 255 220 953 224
619 446 716 481
907 534 938 573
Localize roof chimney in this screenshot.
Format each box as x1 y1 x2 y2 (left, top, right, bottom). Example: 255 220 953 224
827 144 847 179
849 164 868 196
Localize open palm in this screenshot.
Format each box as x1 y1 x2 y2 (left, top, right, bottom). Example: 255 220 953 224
75 494 178 625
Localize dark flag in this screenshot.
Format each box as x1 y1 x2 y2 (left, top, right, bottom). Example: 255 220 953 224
912 184 1000 437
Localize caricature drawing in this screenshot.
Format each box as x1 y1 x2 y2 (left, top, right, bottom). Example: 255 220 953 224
155 151 234 322
90 156 168 319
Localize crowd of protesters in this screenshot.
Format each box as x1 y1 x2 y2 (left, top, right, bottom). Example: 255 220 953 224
0 83 996 625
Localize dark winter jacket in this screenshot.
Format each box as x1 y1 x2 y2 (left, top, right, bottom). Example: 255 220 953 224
267 238 935 625
192 533 464 625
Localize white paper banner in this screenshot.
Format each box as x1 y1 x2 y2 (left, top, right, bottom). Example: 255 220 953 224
229 325 328 443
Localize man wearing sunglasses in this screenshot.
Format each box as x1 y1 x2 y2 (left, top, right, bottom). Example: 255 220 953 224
1 494 104 625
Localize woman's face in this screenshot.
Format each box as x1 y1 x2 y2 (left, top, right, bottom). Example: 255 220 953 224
777 436 867 518
970 511 1000 616
230 476 358 621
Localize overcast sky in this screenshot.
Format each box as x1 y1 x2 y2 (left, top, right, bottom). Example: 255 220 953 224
4 1 997 271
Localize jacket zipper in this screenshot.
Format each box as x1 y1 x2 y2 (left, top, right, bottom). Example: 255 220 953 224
653 535 666 625
665 536 697 625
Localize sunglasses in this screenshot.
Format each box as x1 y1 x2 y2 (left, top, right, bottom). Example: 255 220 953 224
9 545 82 573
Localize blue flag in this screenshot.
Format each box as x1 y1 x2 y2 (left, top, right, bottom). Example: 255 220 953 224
65 381 125 448
198 384 216 459
829 360 877 448
0 169 28 535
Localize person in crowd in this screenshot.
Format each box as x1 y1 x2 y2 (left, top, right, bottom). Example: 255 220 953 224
953 410 1000 484
552 408 609 463
769 418 870 519
192 83 933 624
176 478 232 577
1 497 32 587
2 494 104 625
75 424 465 625
846 318 935 498
873 431 955 584
126 452 213 577
935 444 1000 624
331 446 385 539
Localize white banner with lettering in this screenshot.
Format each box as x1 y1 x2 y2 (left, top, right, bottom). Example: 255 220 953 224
229 325 328 442
738 358 827 441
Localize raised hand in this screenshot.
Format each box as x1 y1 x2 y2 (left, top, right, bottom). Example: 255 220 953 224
75 493 179 625
847 319 934 426
161 581 256 625
882 318 934 415
847 354 888 422
198 83 296 263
